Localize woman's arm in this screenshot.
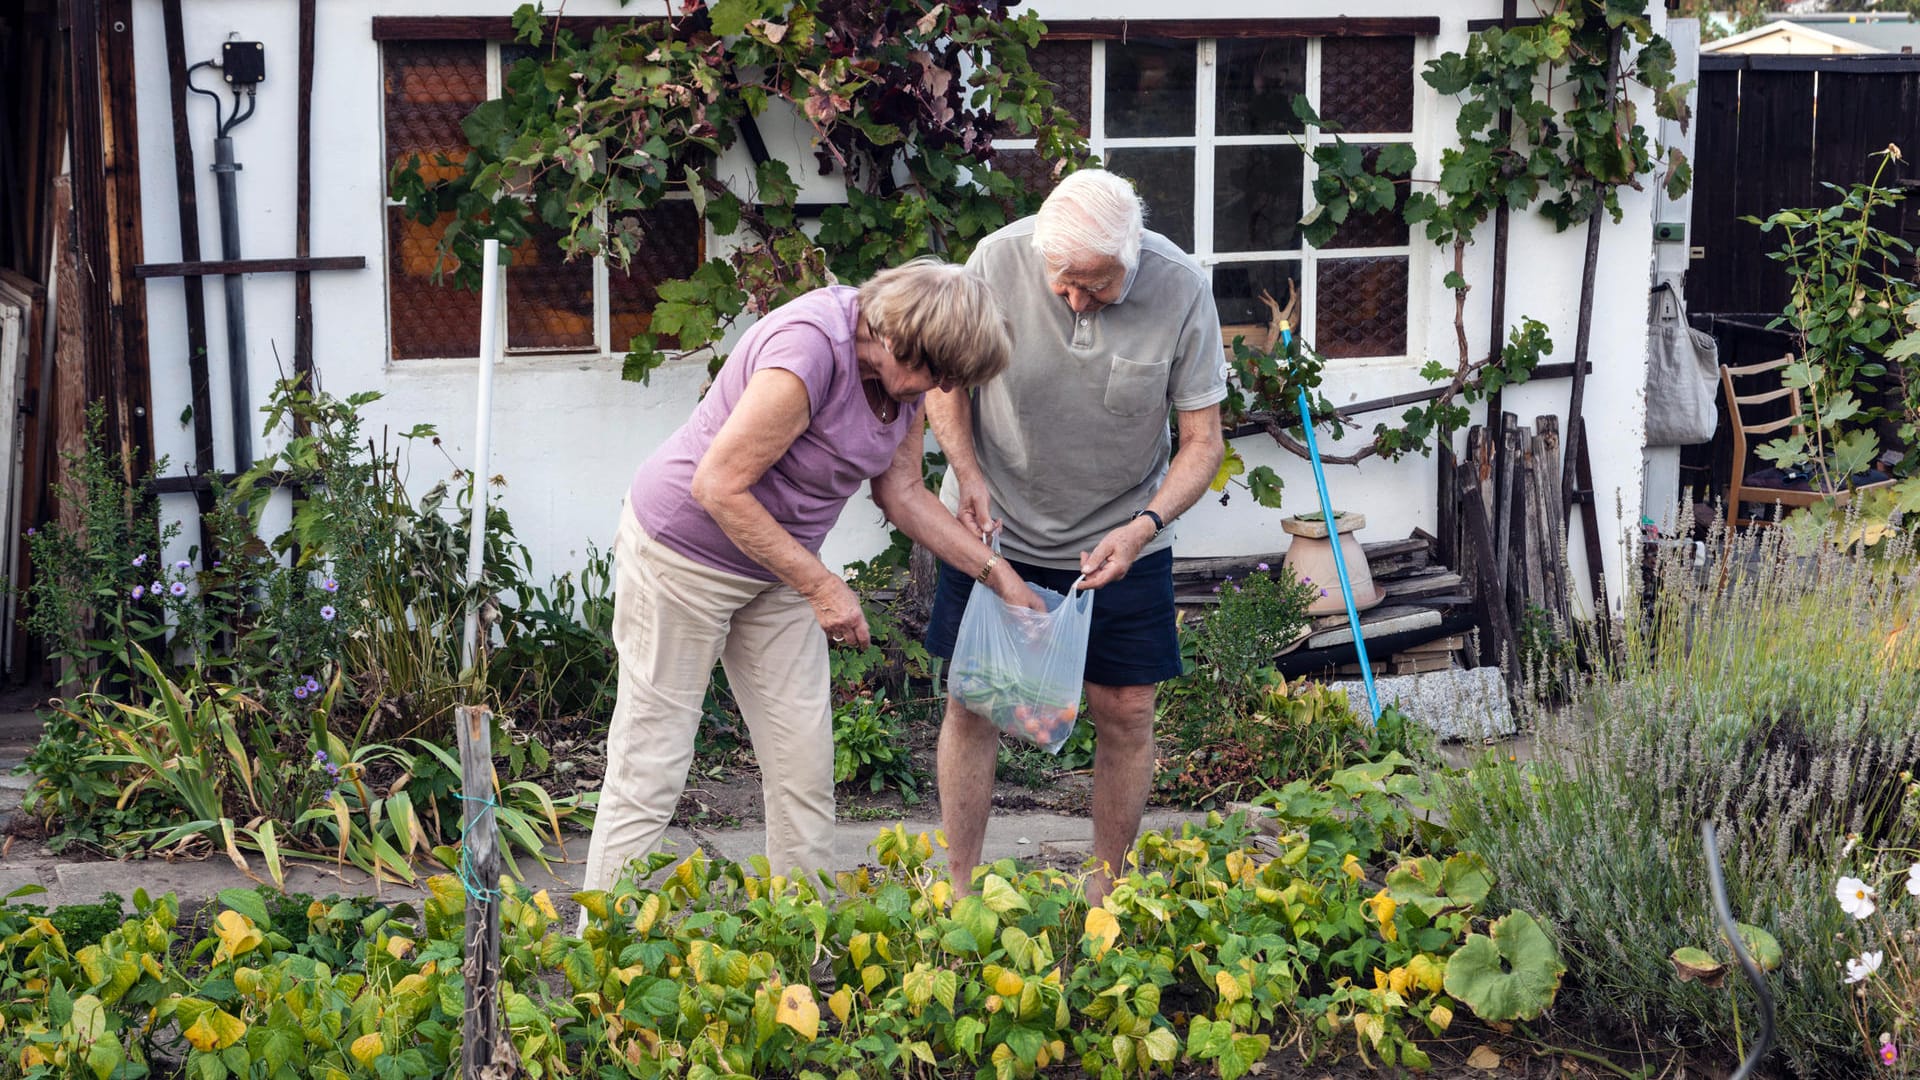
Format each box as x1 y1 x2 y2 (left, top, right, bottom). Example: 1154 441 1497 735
871 415 1046 611
691 368 873 646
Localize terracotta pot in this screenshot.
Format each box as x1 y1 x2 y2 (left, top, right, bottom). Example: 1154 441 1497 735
1281 511 1386 617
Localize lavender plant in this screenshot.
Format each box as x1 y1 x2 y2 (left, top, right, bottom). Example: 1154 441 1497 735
1448 520 1920 1074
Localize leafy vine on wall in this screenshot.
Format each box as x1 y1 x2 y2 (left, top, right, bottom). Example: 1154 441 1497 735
1216 0 1692 506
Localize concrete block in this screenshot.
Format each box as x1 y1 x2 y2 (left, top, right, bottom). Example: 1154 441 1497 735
1333 666 1514 742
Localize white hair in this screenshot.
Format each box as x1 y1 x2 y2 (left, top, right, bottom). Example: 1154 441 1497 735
1031 169 1145 274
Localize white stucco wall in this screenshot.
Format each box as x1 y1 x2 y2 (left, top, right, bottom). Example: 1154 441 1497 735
132 0 1659 613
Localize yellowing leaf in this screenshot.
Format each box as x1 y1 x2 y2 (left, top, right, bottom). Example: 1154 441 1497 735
1429 1004 1454 1031
1084 906 1121 959
1408 954 1446 993
531 890 559 921
351 1032 384 1065
1353 1011 1384 1048
1143 1028 1180 1063
634 894 663 936
385 936 415 959
211 910 263 964
1365 892 1399 943
776 984 820 1041
1467 1044 1502 1070
1387 966 1412 999
183 1008 246 1051
827 987 852 1024
927 880 952 910
994 970 1025 998
979 874 1029 915
1214 969 1245 1003
1342 853 1365 881
861 964 885 993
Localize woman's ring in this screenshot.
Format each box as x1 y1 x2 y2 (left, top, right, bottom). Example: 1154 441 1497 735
831 634 844 643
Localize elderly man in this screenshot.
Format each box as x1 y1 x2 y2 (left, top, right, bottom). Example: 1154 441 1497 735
925 169 1227 905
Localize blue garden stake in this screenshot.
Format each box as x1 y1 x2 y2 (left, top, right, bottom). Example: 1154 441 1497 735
1285 324 1379 724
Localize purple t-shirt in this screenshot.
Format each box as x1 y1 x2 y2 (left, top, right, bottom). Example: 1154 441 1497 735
629 286 923 581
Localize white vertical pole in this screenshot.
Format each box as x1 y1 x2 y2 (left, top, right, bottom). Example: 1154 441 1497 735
462 238 502 676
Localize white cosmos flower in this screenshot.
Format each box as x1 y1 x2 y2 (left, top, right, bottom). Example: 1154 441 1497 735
1836 875 1877 919
1845 950 1884 985
1907 862 1920 898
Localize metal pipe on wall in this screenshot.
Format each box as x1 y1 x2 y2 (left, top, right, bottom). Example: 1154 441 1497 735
210 134 251 470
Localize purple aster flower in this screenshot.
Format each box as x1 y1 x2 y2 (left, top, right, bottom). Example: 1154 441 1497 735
150 580 163 595
305 677 321 694
169 581 188 597
313 750 328 765
1256 562 1269 572
25 528 34 537
132 554 146 567
1320 588 1329 597
322 578 339 593
175 560 191 572
294 685 309 700
320 604 336 622
131 585 145 600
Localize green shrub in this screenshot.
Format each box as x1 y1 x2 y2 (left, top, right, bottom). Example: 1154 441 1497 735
1447 525 1920 1076
832 691 925 803
1151 565 1411 808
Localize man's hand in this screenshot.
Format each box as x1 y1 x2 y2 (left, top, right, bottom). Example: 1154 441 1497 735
955 473 1001 540
1077 516 1155 590
806 576 872 648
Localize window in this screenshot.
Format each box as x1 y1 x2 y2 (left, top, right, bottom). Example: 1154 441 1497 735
381 40 704 361
997 34 1419 360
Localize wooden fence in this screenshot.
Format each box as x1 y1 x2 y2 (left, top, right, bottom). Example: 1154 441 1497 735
1687 53 1920 320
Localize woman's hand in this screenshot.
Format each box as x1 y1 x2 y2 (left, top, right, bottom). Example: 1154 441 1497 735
807 576 872 648
989 566 1049 613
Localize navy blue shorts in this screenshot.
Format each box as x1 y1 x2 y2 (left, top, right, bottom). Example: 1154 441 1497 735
924 547 1184 687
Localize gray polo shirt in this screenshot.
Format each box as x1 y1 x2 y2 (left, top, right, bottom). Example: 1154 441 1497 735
941 219 1228 569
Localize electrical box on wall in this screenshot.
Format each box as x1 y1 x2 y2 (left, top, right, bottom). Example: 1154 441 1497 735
1653 221 1686 243
222 41 266 86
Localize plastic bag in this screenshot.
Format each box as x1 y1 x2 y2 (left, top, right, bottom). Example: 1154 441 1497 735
948 573 1093 754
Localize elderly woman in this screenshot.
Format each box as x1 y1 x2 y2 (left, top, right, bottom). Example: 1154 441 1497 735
583 258 1042 891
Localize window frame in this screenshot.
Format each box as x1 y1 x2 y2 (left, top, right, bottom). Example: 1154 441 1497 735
997 31 1430 364
378 36 705 363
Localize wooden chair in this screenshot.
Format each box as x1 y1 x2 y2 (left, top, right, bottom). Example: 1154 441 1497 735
1720 353 1893 531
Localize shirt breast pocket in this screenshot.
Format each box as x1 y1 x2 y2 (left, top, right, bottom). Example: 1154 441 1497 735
1103 355 1172 417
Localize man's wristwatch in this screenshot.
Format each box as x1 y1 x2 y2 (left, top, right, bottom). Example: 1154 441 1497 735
1131 509 1165 536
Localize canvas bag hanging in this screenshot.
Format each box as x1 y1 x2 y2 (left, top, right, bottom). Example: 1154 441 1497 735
1644 283 1721 447
946 538 1093 755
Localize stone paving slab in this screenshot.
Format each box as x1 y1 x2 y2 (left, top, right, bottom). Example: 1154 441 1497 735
0 812 1213 912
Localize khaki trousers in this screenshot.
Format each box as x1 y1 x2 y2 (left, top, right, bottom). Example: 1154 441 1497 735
582 503 835 891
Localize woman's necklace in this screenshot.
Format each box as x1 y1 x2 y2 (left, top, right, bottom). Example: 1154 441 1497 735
864 378 898 424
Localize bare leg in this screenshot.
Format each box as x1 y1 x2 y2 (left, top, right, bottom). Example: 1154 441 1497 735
1083 681 1157 907
936 693 1000 895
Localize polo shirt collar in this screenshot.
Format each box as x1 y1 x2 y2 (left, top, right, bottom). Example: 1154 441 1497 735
1114 258 1140 305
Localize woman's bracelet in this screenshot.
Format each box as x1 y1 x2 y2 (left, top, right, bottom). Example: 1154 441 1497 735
976 552 1000 584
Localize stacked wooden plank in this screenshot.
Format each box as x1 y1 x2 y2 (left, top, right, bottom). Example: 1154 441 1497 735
1437 414 1572 673
1173 533 1478 678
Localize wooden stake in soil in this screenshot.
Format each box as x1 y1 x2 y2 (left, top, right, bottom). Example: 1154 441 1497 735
457 706 516 1078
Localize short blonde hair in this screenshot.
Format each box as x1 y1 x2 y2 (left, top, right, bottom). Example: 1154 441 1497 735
1033 169 1145 274
858 257 1012 389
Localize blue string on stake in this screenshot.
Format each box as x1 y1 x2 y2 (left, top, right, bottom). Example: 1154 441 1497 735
1284 323 1379 724
456 793 503 903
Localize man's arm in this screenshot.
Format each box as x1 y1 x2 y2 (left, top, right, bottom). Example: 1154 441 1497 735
925 389 998 538
1076 404 1225 590
871 416 1044 611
